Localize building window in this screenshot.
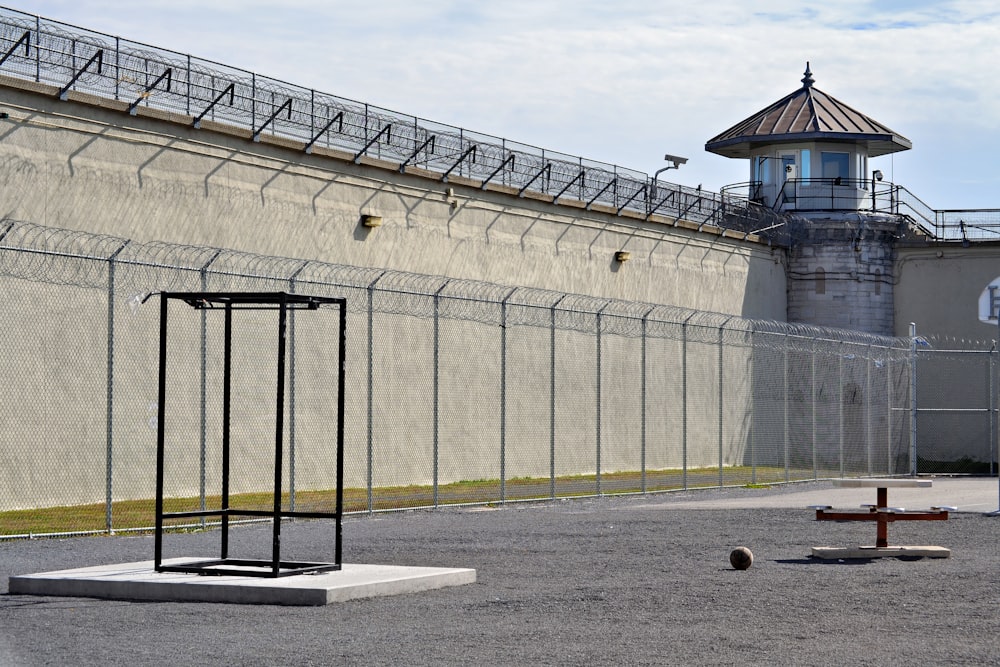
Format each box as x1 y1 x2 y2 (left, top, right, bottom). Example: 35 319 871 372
821 152 850 181
815 267 826 295
801 149 811 179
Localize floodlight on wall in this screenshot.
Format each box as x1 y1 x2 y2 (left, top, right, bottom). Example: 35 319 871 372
361 214 383 228
615 250 631 263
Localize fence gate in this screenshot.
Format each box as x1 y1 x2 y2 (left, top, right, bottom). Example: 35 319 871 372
915 346 998 474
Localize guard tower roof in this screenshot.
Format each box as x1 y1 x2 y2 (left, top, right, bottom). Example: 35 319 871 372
705 63 912 159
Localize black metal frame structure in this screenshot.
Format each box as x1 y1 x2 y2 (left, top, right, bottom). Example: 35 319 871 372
153 292 346 578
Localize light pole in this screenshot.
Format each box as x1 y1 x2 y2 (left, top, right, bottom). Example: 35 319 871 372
649 154 688 213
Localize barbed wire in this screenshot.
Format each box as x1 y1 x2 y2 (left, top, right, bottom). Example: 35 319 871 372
0 218 910 355
0 6 796 244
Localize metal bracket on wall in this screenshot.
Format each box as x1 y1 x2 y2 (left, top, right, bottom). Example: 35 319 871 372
399 135 437 173
481 154 516 190
519 163 552 198
253 98 293 142
128 68 172 115
553 169 586 205
586 178 617 211
441 144 477 183
192 83 235 129
0 30 29 69
304 111 344 154
353 123 392 164
617 184 647 216
57 49 103 100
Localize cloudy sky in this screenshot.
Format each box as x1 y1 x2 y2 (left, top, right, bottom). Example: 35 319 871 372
16 1 1000 208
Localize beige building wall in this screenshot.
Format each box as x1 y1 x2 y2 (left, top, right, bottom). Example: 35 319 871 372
895 243 1000 467
0 79 787 322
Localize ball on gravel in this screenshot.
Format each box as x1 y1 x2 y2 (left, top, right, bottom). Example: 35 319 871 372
730 546 753 570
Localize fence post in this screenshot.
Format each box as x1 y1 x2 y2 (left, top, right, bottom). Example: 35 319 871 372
839 342 845 477
432 281 450 507
812 339 818 479
783 334 789 483
596 303 610 495
641 307 654 493
197 251 220 526
286 262 308 512
718 317 732 487
749 329 756 486
909 322 918 475
866 346 873 476
499 288 517 503
104 241 128 533
365 272 386 514
681 312 695 490
550 295 565 499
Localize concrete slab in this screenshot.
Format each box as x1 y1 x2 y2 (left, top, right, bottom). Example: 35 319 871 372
811 545 951 559
8 558 476 606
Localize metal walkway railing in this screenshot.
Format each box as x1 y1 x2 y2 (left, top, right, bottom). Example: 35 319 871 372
0 6 792 244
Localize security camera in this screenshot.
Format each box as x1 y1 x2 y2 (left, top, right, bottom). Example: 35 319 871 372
873 169 883 181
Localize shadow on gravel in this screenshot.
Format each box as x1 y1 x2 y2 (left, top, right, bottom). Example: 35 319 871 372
775 557 877 565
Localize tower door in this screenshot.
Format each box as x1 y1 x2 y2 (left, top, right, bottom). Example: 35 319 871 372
779 152 797 204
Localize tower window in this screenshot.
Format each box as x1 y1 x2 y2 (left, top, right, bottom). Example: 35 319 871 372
821 152 850 181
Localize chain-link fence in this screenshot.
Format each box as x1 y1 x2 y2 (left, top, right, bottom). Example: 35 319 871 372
0 218 923 539
914 341 999 475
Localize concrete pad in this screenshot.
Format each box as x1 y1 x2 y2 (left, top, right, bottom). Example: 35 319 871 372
811 545 951 559
8 558 477 606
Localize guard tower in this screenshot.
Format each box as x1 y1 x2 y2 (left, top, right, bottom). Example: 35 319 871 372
707 64 912 335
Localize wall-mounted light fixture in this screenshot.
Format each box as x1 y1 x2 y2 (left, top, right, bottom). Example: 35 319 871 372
615 250 631 263
361 214 383 228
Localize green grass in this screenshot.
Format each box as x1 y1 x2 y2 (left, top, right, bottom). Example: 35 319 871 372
1 466 807 537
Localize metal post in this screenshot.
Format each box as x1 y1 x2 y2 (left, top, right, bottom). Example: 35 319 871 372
104 242 127 533
335 299 347 565
783 335 789 483
887 352 894 475
596 304 608 495
866 346 873 476
749 331 756 485
499 288 517 502
812 340 818 479
550 295 566 499
681 313 695 490
154 294 169 571
640 307 655 493
910 322 918 476
432 282 449 507
718 318 731 487
220 303 233 560
366 272 385 514
994 318 1000 514
271 296 289 575
198 252 220 526
839 342 845 478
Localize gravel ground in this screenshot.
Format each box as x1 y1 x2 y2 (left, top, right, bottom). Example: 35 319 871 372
2 484 999 666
